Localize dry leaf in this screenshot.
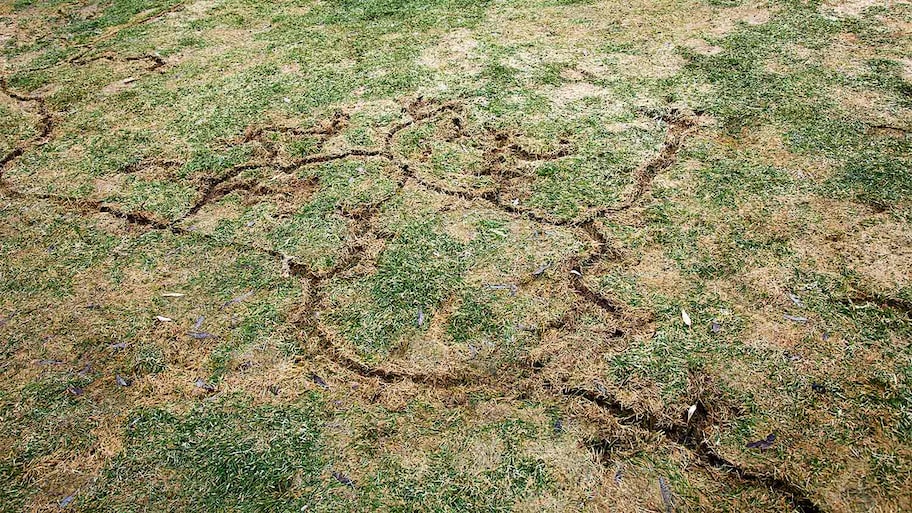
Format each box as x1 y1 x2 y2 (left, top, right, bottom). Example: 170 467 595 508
686 404 697 422
487 284 518 295
746 433 776 450
332 471 354 488
194 378 216 392
222 290 254 309
659 477 674 513
312 373 329 389
788 292 805 308
59 494 75 509
783 314 808 324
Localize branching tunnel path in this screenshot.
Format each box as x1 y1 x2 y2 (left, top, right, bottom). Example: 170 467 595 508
0 7 821 511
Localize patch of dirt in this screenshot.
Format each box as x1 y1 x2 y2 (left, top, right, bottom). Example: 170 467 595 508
0 17 15 49
186 0 221 16
820 0 898 17
817 32 876 78
280 62 301 74
184 200 243 232
683 38 724 56
790 196 912 293
77 3 104 19
743 125 835 181
483 0 773 89
900 57 912 82
219 346 334 406
92 176 125 196
101 76 140 95
165 28 268 71
842 219 912 292
718 3 774 30
612 48 686 79
733 265 795 309
626 248 688 296
234 174 320 215
417 28 482 75
493 0 773 48
831 85 912 129
0 12 55 63
762 57 793 75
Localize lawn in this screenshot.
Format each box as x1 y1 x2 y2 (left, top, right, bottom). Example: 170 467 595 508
1 0 911 511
